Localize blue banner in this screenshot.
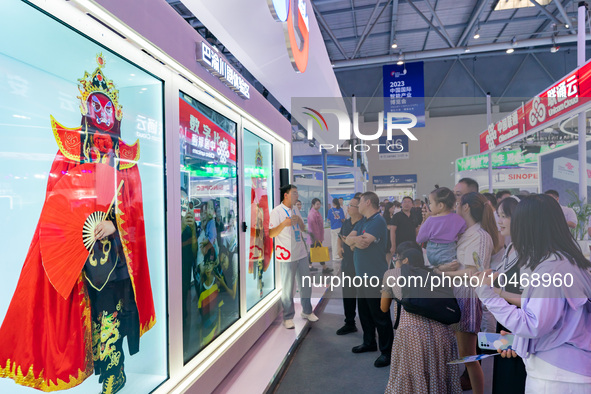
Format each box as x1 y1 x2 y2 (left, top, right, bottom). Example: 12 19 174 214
378 135 409 160
383 62 425 128
373 174 417 185
293 155 353 167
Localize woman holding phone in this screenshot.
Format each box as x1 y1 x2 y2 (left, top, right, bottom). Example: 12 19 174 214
475 194 591 392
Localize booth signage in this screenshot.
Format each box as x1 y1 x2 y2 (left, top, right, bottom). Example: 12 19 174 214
378 135 409 160
373 174 417 184
495 169 538 186
479 60 591 153
552 157 591 184
457 148 548 172
479 108 524 152
179 98 237 163
383 62 425 128
197 41 250 99
268 0 310 73
525 72 579 130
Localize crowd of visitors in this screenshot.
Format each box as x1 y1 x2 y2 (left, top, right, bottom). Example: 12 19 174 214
272 178 591 393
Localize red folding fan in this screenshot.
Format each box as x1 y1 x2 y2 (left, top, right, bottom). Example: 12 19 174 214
39 163 123 299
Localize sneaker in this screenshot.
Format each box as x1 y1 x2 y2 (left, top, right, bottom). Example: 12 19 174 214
336 324 357 335
309 266 319 272
301 312 319 322
283 319 295 329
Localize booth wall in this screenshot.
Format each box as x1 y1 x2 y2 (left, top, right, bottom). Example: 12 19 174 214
95 0 291 142
363 111 510 197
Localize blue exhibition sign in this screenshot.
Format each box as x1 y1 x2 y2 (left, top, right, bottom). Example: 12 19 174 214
383 62 425 128
378 135 409 160
373 174 418 185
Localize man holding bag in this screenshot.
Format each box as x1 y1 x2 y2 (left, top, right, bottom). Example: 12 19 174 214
270 185 319 329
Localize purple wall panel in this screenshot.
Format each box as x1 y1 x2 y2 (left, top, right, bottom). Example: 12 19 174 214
95 0 291 141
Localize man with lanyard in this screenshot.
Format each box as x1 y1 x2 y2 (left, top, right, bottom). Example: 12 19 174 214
336 196 362 335
345 192 392 368
270 184 319 329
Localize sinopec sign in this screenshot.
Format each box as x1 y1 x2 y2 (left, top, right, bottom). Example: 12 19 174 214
268 0 310 73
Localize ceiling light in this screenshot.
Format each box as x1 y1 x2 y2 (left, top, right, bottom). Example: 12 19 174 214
397 51 404 65
391 40 398 49
565 24 570 29
473 30 480 40
465 48 471 53
551 45 560 53
397 59 404 65
506 48 514 54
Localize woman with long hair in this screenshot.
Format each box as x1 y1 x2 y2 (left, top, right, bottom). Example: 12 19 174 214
488 196 527 394
435 192 500 394
327 198 345 262
308 198 331 273
475 194 591 392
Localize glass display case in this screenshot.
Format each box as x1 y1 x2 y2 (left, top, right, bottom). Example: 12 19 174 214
0 1 167 393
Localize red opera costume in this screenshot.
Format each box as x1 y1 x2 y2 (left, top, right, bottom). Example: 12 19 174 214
0 54 155 393
248 144 272 297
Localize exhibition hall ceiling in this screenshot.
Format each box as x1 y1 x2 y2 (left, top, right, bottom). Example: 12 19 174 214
166 0 589 119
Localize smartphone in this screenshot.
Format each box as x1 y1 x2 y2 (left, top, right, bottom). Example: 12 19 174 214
478 332 514 351
423 197 431 212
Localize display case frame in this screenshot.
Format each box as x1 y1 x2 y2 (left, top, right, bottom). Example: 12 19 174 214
3 1 292 393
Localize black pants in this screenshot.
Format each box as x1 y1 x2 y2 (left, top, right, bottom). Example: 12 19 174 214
357 286 393 355
342 262 357 326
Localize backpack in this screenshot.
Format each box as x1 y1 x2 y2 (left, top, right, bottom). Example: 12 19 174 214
393 264 461 328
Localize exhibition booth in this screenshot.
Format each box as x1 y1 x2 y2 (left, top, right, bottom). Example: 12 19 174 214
0 1 294 393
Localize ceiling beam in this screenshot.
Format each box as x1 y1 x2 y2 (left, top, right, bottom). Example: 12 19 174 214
421 0 437 51
351 0 393 58
423 0 454 47
312 2 350 59
388 0 400 54
529 0 564 27
493 9 518 43
530 0 574 37
530 53 557 81
333 33 590 68
458 59 487 96
319 13 577 44
495 54 530 104
553 0 576 34
406 0 455 47
456 0 491 47
351 0 359 38
426 59 457 110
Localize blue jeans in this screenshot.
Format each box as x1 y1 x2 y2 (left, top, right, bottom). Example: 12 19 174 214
280 256 313 320
426 241 457 267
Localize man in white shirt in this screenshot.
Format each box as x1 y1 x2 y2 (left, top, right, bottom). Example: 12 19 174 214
270 184 319 329
545 190 577 229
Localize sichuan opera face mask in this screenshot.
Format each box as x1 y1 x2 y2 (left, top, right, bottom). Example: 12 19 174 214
87 93 115 132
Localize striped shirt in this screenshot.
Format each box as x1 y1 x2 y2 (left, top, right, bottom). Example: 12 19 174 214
456 223 493 271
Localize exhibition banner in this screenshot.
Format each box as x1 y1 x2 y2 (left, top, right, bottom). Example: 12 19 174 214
479 60 591 153
383 62 425 128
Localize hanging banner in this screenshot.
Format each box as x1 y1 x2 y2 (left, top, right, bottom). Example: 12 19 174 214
479 60 591 153
383 62 425 127
179 98 237 163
